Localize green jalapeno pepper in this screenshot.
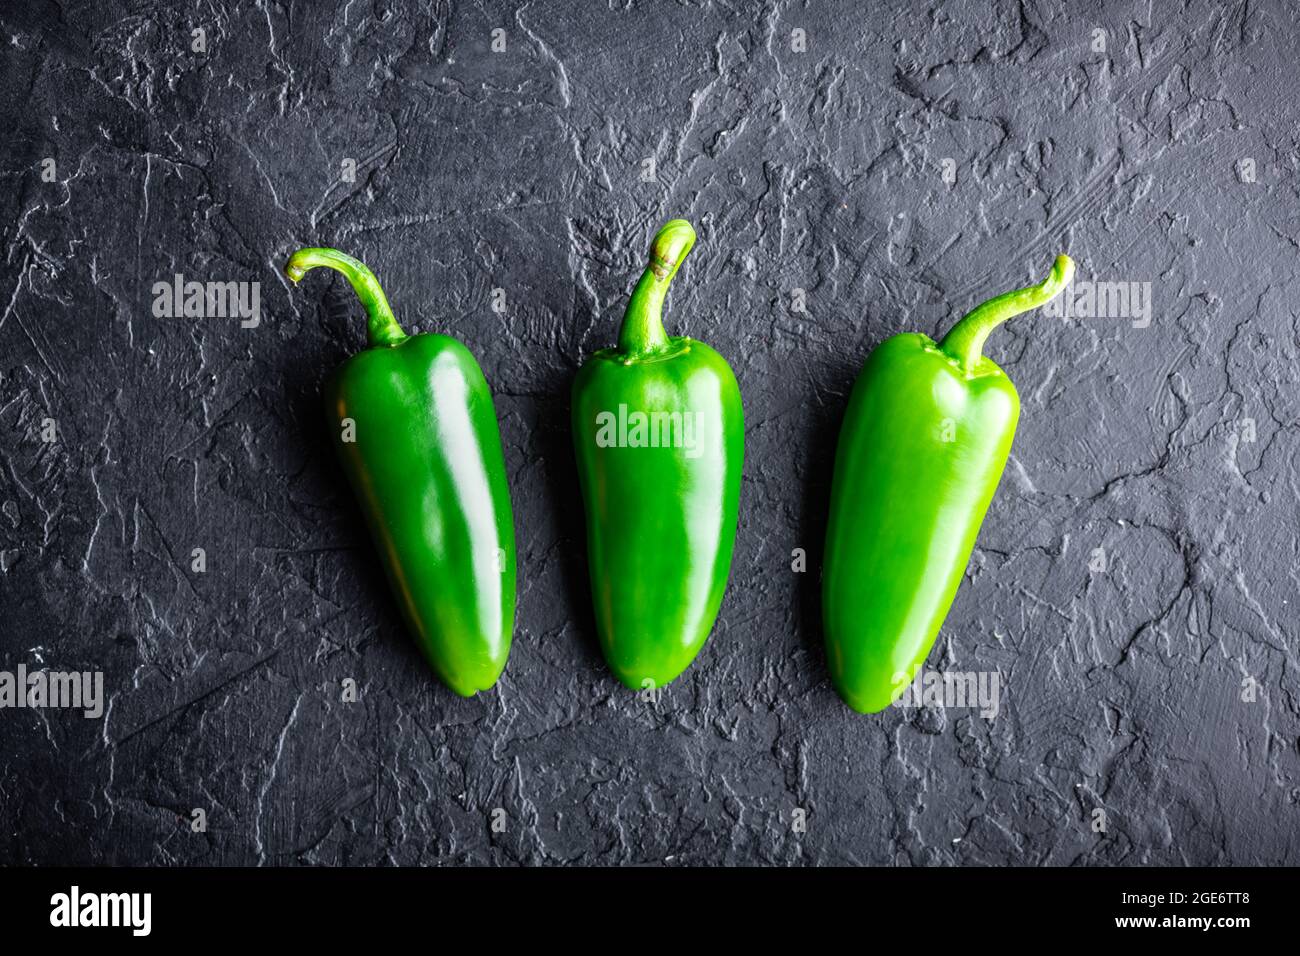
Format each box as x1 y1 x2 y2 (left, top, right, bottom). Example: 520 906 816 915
572 220 744 690
286 248 517 696
823 254 1074 714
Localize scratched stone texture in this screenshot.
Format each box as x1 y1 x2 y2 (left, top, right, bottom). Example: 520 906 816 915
1 0 1298 866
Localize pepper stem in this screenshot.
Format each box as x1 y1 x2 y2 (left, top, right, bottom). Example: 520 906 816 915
285 247 407 348
939 254 1075 374
617 219 697 354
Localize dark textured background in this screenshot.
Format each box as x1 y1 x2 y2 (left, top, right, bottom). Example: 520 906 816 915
2 0 1299 866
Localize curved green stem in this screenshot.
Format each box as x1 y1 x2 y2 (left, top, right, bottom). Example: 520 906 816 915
285 247 407 348
940 254 1075 374
617 219 697 354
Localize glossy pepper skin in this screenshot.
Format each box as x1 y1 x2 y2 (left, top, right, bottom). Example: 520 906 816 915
823 254 1074 714
286 248 516 696
572 220 743 690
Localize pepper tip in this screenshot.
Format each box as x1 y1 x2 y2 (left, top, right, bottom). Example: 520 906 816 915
284 252 310 284
1050 253 1075 291
648 219 697 280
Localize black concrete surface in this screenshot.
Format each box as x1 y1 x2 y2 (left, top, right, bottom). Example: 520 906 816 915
1 0 1298 865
